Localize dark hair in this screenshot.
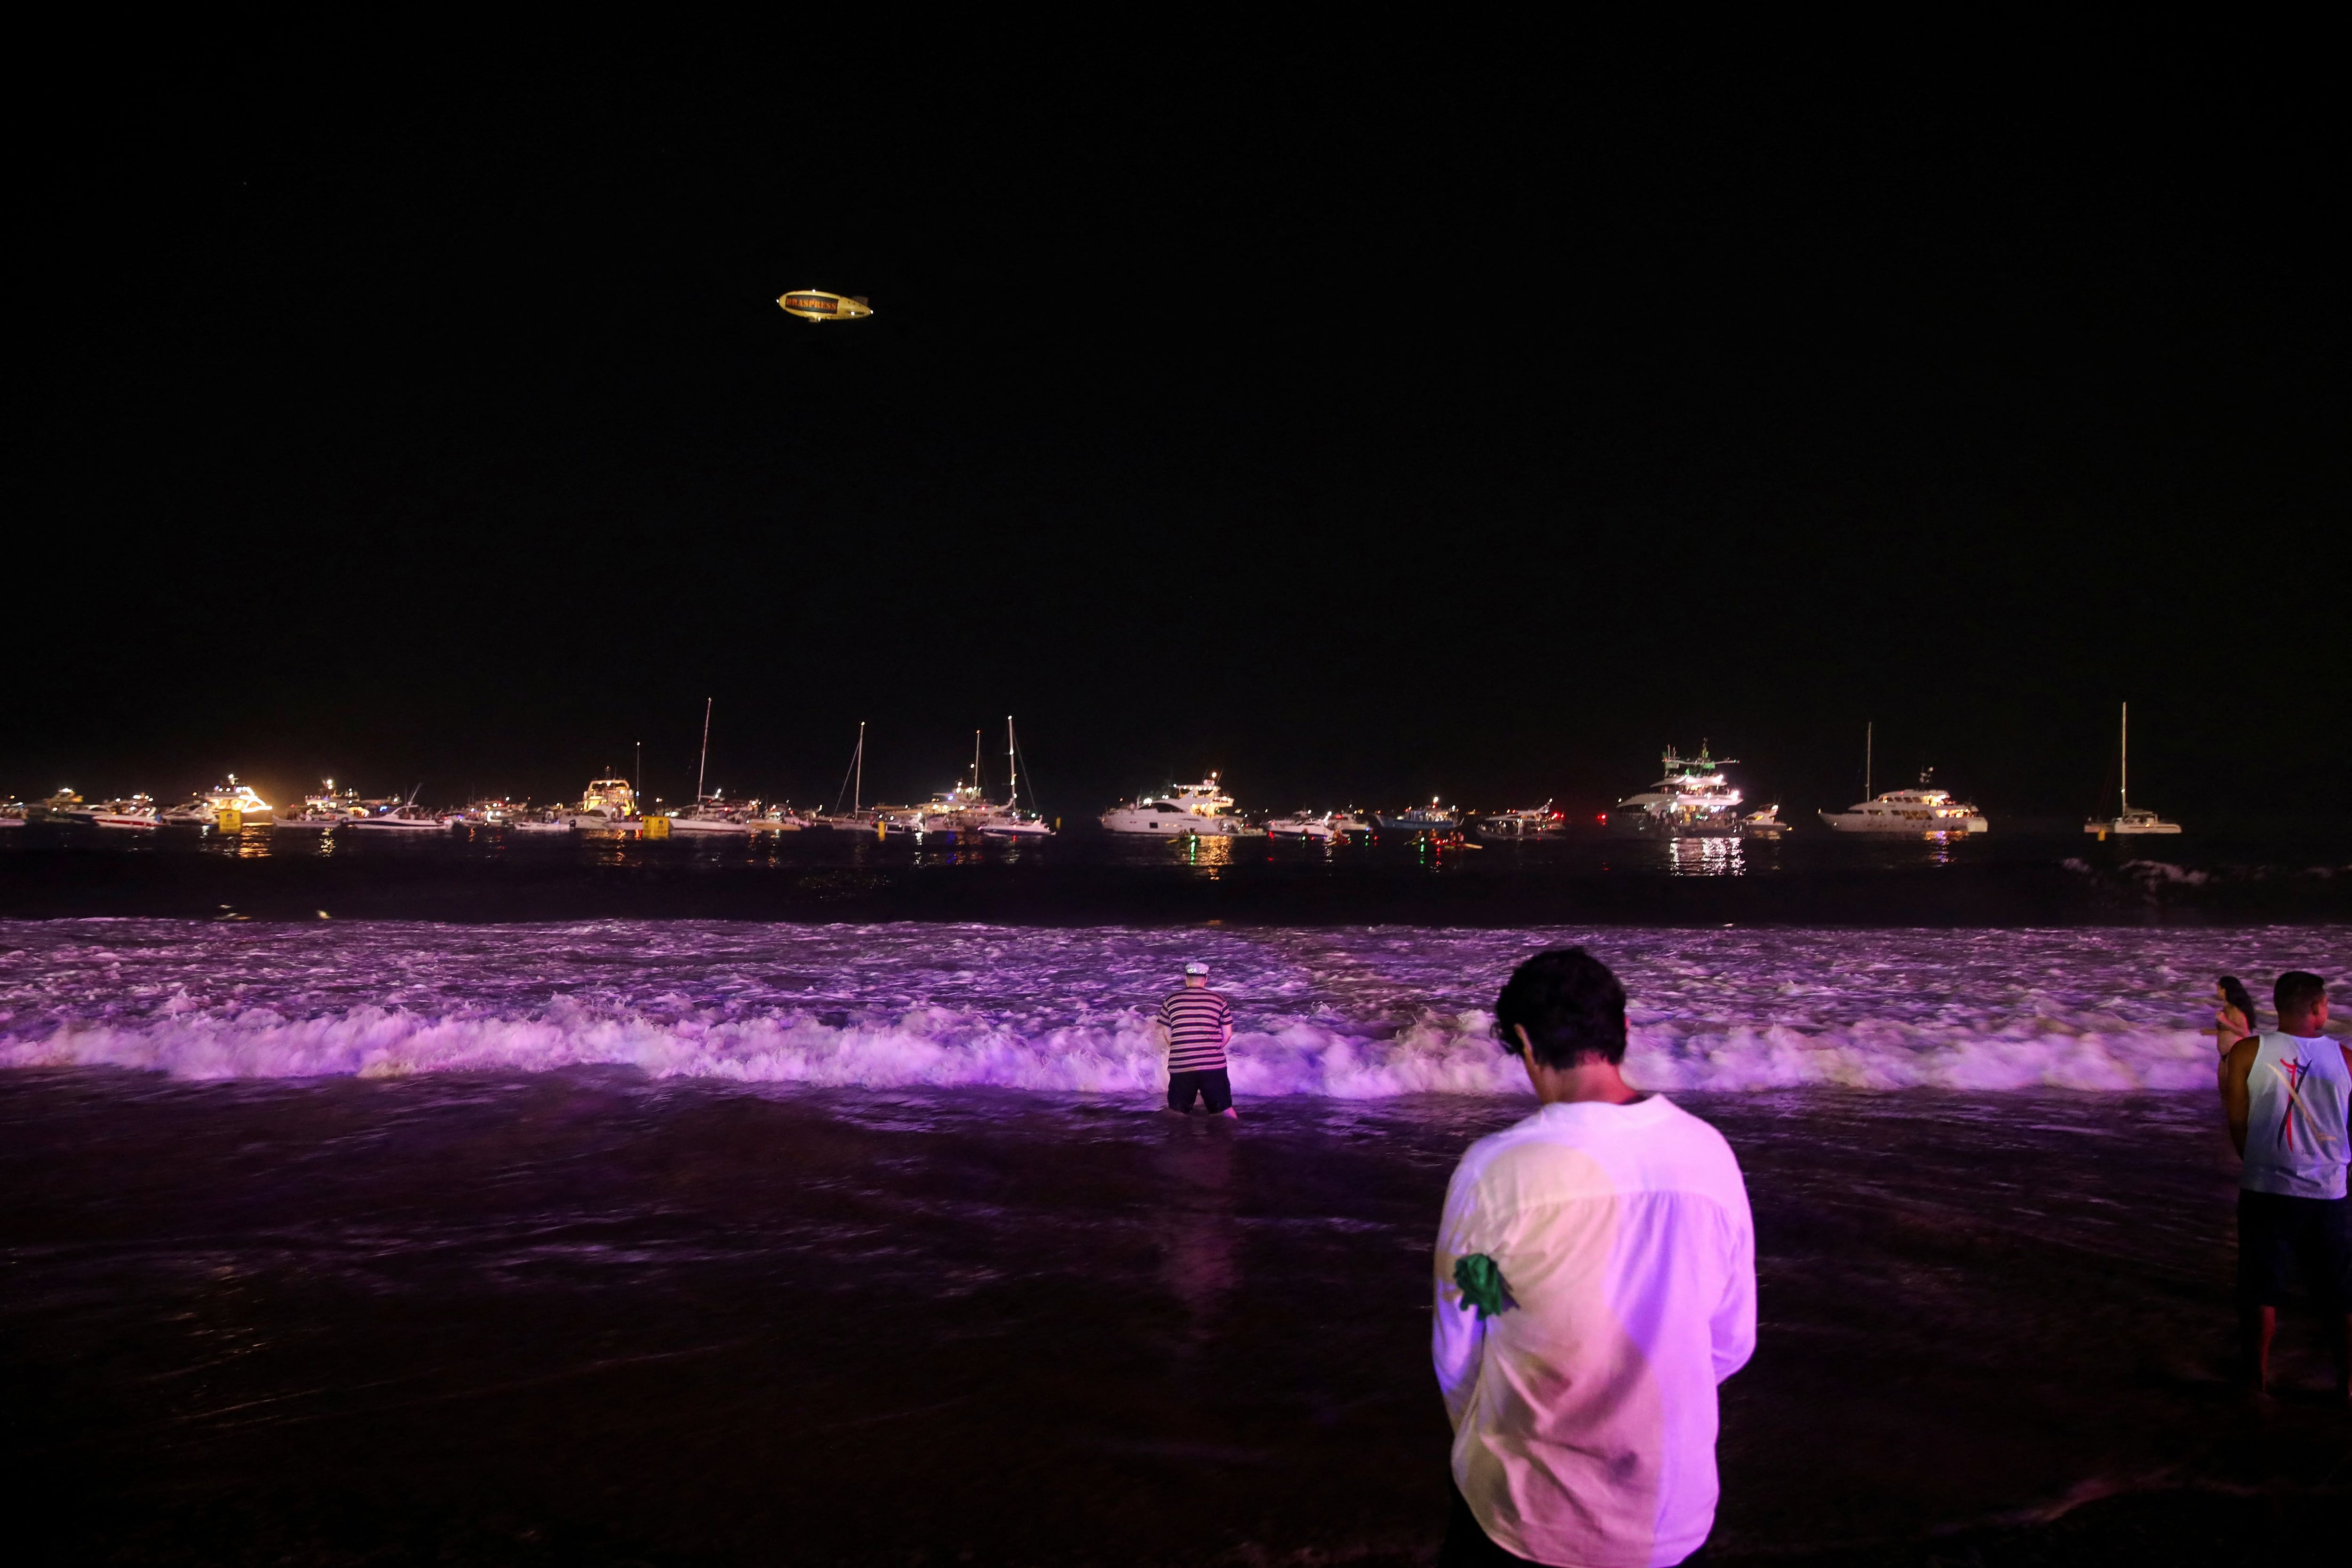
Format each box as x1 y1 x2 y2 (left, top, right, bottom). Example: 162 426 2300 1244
2275 971 2327 1016
1495 948 1628 1068
2218 975 2257 1027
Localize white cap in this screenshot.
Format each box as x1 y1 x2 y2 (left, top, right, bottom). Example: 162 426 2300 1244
1184 962 1208 975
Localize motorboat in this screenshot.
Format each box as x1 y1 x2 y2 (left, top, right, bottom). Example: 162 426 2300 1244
1601 747 1768 839
47 791 161 830
509 811 574 835
443 798 524 829
2085 702 2181 837
351 809 445 831
567 776 644 835
752 807 808 833
1101 774 1255 836
1265 812 1341 840
160 776 274 828
1327 811 1374 837
352 789 448 831
1375 798 1462 832
85 795 161 831
273 780 366 830
1741 805 1791 839
1474 802 1564 838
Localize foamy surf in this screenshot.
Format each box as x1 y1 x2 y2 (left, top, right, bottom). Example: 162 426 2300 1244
0 920 2327 1094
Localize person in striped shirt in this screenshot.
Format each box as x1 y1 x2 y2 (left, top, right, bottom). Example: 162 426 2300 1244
1159 961 1238 1118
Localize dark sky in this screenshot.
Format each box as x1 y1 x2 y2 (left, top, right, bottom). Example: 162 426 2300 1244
11 43 2345 821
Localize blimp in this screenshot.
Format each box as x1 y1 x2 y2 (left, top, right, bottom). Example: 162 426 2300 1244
776 289 873 323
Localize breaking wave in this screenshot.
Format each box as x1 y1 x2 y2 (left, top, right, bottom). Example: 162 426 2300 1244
0 920 2328 1095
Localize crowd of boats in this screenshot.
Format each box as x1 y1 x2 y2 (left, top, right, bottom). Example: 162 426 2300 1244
0 707 2183 845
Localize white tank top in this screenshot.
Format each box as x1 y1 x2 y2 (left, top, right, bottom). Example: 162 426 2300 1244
2241 1032 2351 1199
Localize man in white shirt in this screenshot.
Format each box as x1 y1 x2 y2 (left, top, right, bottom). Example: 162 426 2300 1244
2219 970 2350 1397
1433 948 1756 1567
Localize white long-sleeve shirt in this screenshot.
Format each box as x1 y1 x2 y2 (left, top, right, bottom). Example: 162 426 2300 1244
1433 1096 1756 1568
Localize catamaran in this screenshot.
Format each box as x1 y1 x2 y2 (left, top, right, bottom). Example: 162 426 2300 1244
1818 724 1989 836
2084 701 2181 836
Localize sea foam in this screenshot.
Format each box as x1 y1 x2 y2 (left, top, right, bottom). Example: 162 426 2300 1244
0 920 2323 1095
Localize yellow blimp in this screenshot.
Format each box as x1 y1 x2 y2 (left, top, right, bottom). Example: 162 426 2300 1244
776 289 874 323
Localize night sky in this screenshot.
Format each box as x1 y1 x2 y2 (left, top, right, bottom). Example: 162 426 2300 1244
13 45 2345 823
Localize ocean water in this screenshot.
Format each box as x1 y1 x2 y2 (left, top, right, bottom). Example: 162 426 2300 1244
3 919 2336 1094
7 917 2351 1564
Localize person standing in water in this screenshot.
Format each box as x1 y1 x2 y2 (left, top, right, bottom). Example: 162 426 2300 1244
2220 970 2351 1397
1433 948 1754 1566
2216 974 2259 1089
1159 961 1237 1118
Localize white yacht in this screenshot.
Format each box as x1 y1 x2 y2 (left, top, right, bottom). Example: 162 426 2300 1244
1817 725 1989 836
752 806 809 833
50 791 160 830
273 781 366 830
161 776 274 828
1265 811 1341 840
567 776 643 835
1603 747 1776 838
2085 702 2181 837
509 810 575 835
1101 774 1255 836
1819 777 1990 835
1375 799 1463 833
87 794 161 831
352 788 448 831
1474 802 1564 838
443 798 524 829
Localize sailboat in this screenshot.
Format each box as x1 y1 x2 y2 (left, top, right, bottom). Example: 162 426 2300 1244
664 699 761 835
810 723 915 835
2085 702 2182 837
979 717 1055 837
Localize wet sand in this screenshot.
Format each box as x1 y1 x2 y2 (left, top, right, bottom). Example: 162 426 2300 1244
3 1070 2344 1565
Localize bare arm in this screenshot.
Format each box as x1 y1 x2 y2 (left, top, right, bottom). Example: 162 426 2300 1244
2221 1036 2260 1157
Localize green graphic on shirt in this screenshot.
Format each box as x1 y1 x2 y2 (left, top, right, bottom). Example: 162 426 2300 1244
1454 1253 1516 1320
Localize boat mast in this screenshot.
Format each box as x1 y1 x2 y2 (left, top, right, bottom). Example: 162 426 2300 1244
833 722 867 816
1006 716 1018 808
696 697 712 804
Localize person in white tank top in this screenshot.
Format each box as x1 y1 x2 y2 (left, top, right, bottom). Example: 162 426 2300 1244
2220 971 2351 1398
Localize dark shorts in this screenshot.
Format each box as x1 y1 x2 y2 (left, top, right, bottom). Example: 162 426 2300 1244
1167 1069 1232 1113
2237 1190 2352 1312
1441 1483 1710 1566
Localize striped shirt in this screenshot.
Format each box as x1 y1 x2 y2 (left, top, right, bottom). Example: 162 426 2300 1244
1159 988 1233 1073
